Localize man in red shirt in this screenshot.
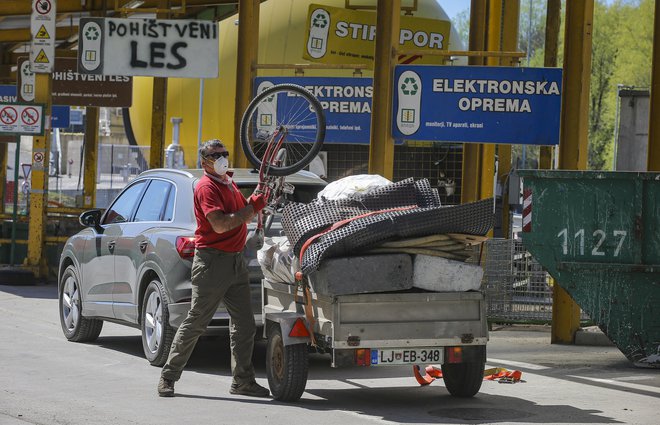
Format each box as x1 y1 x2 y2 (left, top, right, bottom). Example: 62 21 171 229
158 139 269 398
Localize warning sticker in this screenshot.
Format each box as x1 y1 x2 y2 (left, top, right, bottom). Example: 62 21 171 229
34 49 50 63
0 103 44 135
0 106 18 125
35 24 50 39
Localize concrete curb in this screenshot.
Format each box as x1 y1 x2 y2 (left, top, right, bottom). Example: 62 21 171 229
575 326 614 346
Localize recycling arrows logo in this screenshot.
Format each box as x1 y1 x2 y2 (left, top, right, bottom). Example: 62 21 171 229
85 26 100 41
312 13 328 28
401 77 419 95
22 63 33 77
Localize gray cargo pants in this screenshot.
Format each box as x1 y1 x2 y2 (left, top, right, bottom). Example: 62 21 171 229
161 248 256 385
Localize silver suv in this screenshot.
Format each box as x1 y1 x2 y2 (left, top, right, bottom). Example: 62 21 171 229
57 168 326 365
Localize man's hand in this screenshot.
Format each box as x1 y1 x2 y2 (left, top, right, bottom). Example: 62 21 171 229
248 193 267 213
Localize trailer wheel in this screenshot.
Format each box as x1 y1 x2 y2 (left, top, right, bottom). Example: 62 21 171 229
441 361 485 397
266 322 308 402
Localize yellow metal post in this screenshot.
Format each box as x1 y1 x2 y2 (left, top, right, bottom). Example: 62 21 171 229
0 141 7 214
149 79 167 169
149 4 170 169
83 108 99 208
461 0 487 204
648 0 660 171
540 0 561 170
26 73 51 277
368 0 399 180
233 0 259 169
495 0 520 238
552 0 594 344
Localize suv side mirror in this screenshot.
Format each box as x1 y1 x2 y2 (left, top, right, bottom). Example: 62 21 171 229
79 209 103 229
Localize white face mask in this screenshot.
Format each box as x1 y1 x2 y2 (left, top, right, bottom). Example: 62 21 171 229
213 156 229 175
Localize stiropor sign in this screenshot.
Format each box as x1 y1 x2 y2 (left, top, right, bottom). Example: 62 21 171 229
77 17 219 78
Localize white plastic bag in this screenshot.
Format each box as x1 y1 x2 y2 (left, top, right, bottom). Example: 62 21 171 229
317 174 392 201
257 236 296 283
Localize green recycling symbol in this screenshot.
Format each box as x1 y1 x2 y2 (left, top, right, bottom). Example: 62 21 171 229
401 77 419 95
22 63 33 77
85 26 100 41
312 13 328 28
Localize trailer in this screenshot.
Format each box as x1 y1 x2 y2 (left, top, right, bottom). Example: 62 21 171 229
261 276 489 402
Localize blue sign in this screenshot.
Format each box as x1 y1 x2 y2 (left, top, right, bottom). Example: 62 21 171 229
70 109 84 126
254 77 372 144
392 65 563 145
0 85 71 129
51 105 71 128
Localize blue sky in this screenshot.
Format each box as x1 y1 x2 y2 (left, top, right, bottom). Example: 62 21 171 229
436 1 470 21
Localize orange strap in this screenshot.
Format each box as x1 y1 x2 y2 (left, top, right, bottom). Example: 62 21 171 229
302 284 317 346
413 365 523 386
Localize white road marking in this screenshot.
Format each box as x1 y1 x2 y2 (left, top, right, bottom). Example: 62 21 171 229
487 358 550 370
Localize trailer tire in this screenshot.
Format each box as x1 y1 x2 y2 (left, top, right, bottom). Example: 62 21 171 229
441 361 485 397
266 322 308 402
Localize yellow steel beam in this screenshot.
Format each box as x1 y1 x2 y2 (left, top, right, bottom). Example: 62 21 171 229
552 0 595 344
540 0 561 170
648 0 660 171
0 26 78 43
461 0 487 204
83 108 99 208
476 0 500 208
495 0 520 238
0 0 237 17
368 0 399 180
233 0 259 169
26 73 52 278
0 141 6 214
558 1 593 171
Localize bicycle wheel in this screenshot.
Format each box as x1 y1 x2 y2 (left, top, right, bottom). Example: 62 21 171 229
240 83 325 176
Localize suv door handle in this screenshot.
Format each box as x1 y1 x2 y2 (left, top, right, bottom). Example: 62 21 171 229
139 241 148 253
107 240 116 251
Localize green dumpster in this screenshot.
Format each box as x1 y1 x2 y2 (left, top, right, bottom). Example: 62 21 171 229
518 170 660 368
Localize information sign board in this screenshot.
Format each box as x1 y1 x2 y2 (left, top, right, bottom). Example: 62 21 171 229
254 77 372 144
77 17 219 78
391 65 563 145
1 84 69 129
303 4 450 67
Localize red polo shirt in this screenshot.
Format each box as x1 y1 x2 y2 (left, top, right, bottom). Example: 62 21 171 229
194 174 248 252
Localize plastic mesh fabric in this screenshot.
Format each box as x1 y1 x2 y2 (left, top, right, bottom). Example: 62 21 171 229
282 178 493 274
299 199 494 274
282 178 440 253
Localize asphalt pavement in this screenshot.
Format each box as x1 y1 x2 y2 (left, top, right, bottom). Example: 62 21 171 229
1 282 658 425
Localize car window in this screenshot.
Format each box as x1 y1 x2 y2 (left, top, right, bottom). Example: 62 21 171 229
162 186 175 221
134 180 174 222
238 184 325 204
102 181 147 224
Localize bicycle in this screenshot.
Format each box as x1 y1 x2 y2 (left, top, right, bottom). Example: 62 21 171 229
240 83 326 235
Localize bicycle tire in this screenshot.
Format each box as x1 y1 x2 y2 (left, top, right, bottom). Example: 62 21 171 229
240 83 325 177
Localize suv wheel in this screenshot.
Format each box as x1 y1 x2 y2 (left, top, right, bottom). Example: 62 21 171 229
141 279 175 366
59 265 103 342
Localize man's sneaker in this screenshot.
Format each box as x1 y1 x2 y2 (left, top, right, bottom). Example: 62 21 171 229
230 381 270 397
157 377 175 397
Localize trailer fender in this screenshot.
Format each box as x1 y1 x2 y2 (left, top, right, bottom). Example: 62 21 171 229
264 312 312 346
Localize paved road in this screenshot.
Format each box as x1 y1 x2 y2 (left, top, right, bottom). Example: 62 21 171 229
1 283 658 425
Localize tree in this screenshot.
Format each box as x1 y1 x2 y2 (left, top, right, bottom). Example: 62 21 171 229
588 0 621 170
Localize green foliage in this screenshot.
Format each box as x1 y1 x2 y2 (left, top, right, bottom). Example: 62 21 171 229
589 0 652 170
450 0 653 171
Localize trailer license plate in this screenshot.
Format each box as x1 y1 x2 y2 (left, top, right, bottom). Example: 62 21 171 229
371 348 443 365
